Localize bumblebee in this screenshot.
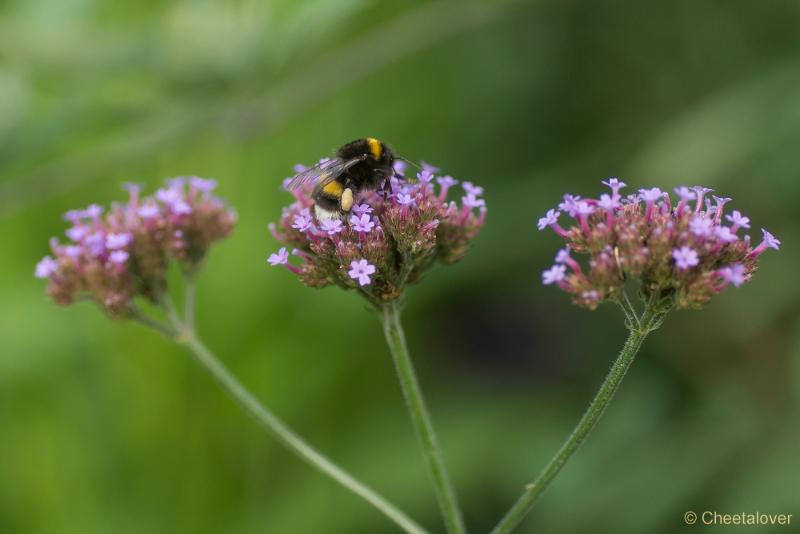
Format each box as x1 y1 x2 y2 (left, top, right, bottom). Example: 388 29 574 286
286 137 396 221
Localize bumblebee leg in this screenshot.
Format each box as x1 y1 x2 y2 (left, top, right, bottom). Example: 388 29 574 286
380 171 393 199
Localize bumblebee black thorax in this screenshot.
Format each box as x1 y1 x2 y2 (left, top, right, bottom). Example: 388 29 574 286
337 138 394 190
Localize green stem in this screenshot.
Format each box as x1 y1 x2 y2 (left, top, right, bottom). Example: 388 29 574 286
381 301 467 534
128 306 177 338
184 271 196 331
490 298 667 534
178 332 427 534
154 292 428 534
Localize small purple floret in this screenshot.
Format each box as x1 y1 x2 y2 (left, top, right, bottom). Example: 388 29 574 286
320 219 344 236
639 187 664 203
757 228 781 252
542 264 566 285
348 259 376 286
726 210 750 230
189 176 217 193
558 194 582 217
397 191 415 206
350 214 376 233
598 194 621 210
674 186 695 201
84 204 104 219
63 245 82 258
66 226 88 242
171 200 192 215
555 249 571 264
714 226 738 243
106 232 133 250
156 188 182 205
462 182 484 196
109 250 129 265
292 214 313 232
689 216 714 237
84 232 106 256
437 176 457 188
268 247 290 266
417 170 435 184
35 256 58 279
352 203 373 216
421 161 440 174
602 178 626 195
673 246 699 270
719 264 747 287
575 201 595 216
537 209 560 230
63 210 84 222
137 203 160 219
462 193 485 209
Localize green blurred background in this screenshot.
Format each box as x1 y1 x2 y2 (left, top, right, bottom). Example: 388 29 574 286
2 0 798 532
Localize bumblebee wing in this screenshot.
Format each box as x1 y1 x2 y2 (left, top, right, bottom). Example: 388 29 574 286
285 157 364 191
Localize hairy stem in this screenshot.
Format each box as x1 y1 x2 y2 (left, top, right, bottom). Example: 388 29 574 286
381 301 467 534
490 298 667 534
152 292 428 534
621 289 641 328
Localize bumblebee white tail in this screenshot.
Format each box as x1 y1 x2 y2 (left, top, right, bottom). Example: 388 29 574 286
314 205 342 222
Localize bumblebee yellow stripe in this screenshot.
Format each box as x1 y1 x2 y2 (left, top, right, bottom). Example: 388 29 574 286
322 180 344 197
366 137 382 159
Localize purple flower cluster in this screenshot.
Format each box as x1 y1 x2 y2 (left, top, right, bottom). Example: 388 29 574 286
268 163 486 302
35 178 236 316
538 180 779 309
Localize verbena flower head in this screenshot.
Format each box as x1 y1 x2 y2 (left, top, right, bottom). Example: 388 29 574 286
35 178 236 317
268 164 486 303
538 180 779 310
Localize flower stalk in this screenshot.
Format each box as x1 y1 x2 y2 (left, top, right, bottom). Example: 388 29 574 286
381 301 466 534
268 160 484 533
490 292 671 534
500 178 780 533
161 290 429 534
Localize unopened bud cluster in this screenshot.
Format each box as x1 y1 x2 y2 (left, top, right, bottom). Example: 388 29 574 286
35 178 236 316
538 179 780 310
268 162 486 303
